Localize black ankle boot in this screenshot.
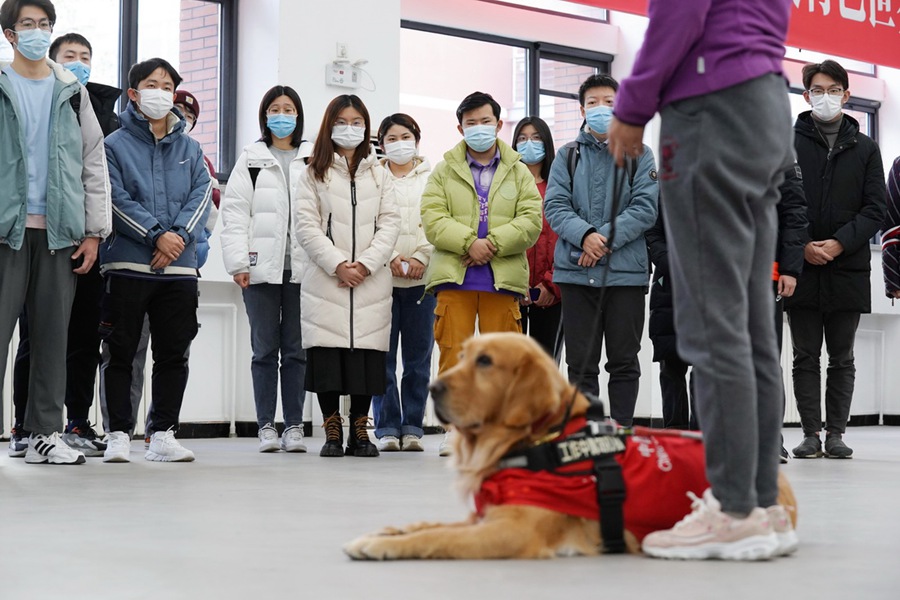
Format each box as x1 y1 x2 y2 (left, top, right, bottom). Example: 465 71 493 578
320 413 344 457
347 414 379 457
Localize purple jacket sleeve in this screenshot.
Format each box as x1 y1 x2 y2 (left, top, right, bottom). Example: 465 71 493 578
614 0 711 126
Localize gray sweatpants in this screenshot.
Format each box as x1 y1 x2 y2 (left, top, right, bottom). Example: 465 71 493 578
0 230 77 435
659 74 794 514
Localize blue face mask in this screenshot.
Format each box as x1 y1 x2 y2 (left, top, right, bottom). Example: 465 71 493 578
516 140 545 165
267 114 297 139
63 61 91 86
463 124 498 153
14 29 51 61
585 105 613 135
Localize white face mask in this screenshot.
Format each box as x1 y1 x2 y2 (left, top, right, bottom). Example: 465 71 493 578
810 93 843 122
137 88 174 120
384 140 417 165
332 124 366 149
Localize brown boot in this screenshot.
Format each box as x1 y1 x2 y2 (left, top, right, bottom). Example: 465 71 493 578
319 413 344 457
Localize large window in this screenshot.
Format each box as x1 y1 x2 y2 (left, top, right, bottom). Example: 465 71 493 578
399 21 610 162
0 0 120 81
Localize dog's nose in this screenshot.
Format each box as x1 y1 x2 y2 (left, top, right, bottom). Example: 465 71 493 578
429 379 447 400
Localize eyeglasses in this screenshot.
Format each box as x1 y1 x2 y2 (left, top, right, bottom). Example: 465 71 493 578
807 87 844 97
15 18 53 32
516 134 542 143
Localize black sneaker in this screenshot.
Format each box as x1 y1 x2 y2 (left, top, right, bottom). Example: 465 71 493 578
7 426 29 458
824 433 853 459
63 421 107 457
792 435 823 458
780 446 789 464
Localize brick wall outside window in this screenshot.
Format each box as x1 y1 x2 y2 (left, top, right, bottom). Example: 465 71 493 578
179 0 220 170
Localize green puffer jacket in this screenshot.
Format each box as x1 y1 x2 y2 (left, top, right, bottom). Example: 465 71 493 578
421 139 542 296
0 60 111 251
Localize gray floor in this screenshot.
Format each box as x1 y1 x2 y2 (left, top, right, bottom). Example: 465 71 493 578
1 427 899 599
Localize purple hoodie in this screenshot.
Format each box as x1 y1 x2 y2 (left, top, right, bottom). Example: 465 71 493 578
615 0 791 126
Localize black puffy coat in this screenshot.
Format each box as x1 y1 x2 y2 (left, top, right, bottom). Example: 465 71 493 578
85 81 121 137
785 112 886 314
647 164 809 364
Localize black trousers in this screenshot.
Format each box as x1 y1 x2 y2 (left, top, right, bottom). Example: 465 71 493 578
522 302 563 363
786 308 860 436
559 284 644 426
659 356 697 430
100 275 198 433
12 263 104 427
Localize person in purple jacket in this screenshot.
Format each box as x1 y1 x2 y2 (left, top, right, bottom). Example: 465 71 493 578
607 0 797 560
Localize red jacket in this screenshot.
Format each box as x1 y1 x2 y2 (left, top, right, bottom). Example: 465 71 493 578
526 181 561 305
475 417 709 542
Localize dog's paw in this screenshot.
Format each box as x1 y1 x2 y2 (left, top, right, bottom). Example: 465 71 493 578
343 535 399 560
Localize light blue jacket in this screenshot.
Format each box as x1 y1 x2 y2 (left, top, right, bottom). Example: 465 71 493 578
101 104 212 276
544 130 658 288
0 60 111 250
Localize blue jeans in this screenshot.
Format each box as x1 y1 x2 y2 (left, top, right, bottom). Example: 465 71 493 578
373 286 435 438
242 271 305 428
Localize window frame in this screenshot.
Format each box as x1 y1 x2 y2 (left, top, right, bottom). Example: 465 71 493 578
400 19 612 121
119 0 238 178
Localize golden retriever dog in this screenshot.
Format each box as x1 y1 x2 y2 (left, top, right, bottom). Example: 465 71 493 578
344 333 797 560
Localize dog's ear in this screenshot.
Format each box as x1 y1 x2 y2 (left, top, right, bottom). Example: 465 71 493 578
502 346 567 430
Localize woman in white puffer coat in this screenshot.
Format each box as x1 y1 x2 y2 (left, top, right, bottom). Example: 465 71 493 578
369 114 435 453
220 85 313 454
293 94 399 458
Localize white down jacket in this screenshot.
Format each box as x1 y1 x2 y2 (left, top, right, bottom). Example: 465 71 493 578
220 140 313 284
381 157 434 289
293 151 400 351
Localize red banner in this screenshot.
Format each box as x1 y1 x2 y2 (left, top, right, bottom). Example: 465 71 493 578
569 1 900 70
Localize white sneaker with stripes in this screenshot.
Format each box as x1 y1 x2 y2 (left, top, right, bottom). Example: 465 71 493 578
24 432 86 465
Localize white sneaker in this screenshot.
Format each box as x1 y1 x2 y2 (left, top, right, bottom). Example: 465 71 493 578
103 431 132 463
24 432 86 465
280 425 307 453
642 489 778 561
767 504 799 556
378 435 401 452
145 429 195 462
401 434 424 452
258 423 280 453
439 430 453 457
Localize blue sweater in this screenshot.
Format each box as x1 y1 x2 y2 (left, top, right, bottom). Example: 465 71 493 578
101 104 212 276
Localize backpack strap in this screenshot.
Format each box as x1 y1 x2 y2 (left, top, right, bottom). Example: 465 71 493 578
564 141 580 183
69 92 81 127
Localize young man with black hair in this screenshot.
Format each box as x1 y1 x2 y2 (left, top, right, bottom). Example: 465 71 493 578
0 0 111 464
8 30 123 459
786 59 885 460
100 57 212 463
544 74 658 427
420 91 542 455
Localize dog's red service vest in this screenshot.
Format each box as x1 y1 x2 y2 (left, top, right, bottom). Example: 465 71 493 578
474 418 709 542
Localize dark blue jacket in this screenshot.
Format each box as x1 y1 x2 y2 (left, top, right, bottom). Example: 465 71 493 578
101 103 212 276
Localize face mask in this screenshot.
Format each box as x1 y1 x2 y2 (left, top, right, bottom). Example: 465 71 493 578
517 140 545 165
585 105 613 135
63 61 90 86
463 124 497 153
13 29 51 61
137 88 174 120
332 124 366 149
810 93 843 122
267 114 297 139
384 140 417 165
